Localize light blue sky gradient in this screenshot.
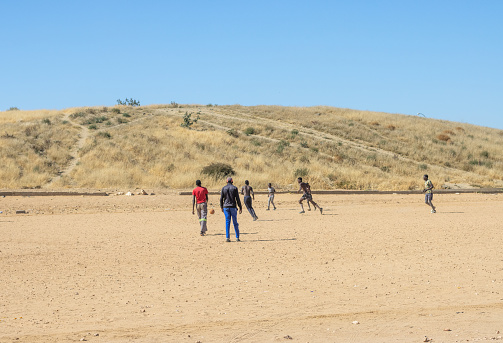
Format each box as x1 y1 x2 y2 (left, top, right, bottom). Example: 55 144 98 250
1 1 502 129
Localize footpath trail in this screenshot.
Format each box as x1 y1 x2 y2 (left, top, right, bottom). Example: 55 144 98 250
160 107 489 183
44 113 89 187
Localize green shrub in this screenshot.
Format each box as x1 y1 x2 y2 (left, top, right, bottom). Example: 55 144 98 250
244 127 255 136
42 118 51 125
180 112 200 128
122 113 131 118
418 163 428 170
88 124 97 130
6 107 19 111
201 162 235 180
291 129 299 136
300 141 309 148
276 140 290 153
294 168 309 178
70 112 86 119
226 129 239 138
480 150 489 158
111 108 120 114
97 131 112 139
117 98 140 106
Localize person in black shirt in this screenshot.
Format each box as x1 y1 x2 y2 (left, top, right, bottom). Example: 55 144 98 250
220 177 243 242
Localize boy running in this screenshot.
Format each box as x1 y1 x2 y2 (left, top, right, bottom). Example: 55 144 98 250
192 180 209 236
297 177 323 214
241 180 258 221
423 174 436 213
266 183 277 210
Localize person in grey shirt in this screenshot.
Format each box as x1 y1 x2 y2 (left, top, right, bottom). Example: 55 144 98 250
220 177 242 242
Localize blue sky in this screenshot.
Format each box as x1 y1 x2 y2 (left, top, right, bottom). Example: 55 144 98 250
1 1 502 129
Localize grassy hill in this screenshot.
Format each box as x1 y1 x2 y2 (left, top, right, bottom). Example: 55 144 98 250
1 104 502 191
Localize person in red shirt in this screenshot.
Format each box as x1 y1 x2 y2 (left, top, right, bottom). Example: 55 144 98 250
192 180 209 236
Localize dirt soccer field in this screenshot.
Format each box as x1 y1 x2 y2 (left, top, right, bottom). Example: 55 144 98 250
1 192 502 343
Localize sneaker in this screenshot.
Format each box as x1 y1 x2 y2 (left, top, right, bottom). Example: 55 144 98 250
253 216 258 221
431 209 436 213
273 207 276 210
200 232 205 236
226 238 231 242
236 238 241 242
299 210 305 214
320 208 323 215
266 208 270 211
307 208 311 211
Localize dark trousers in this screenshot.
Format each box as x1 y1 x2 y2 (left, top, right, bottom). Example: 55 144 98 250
243 196 256 218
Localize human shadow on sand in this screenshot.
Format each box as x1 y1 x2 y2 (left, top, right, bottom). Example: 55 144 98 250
244 238 297 242
206 232 259 236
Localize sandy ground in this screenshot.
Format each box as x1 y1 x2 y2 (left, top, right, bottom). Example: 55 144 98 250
1 192 502 343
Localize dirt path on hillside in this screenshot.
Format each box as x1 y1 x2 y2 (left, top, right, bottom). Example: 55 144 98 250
1 193 502 343
44 113 89 187
191 107 489 182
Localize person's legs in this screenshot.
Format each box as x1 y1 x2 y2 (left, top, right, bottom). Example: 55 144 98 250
299 197 305 213
244 196 255 218
199 202 208 233
224 208 231 239
425 194 436 212
268 195 276 210
229 207 240 240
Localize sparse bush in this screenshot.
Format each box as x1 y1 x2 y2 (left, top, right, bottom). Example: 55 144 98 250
310 147 319 153
294 168 309 178
201 162 235 180
117 117 128 124
42 118 51 125
244 127 255 136
86 108 96 114
370 121 380 126
7 107 20 111
70 112 86 119
386 124 396 130
97 131 112 139
180 112 200 128
291 129 299 136
123 113 131 118
117 98 140 106
170 101 179 108
226 129 239 138
300 141 309 148
419 163 428 170
88 124 97 130
480 150 489 158
437 134 451 142
276 140 290 153
111 108 120 114
251 139 261 146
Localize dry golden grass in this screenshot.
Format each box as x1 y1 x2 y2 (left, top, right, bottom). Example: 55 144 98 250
1 104 502 190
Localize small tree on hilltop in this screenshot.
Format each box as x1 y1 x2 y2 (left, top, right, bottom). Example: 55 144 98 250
180 112 200 128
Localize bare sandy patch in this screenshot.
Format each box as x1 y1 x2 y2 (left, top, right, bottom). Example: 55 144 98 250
1 193 502 342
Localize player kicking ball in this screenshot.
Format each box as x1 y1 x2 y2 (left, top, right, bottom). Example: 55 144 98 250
422 174 436 213
297 177 322 214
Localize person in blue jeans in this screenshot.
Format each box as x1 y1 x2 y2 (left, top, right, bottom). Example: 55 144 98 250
220 177 243 242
